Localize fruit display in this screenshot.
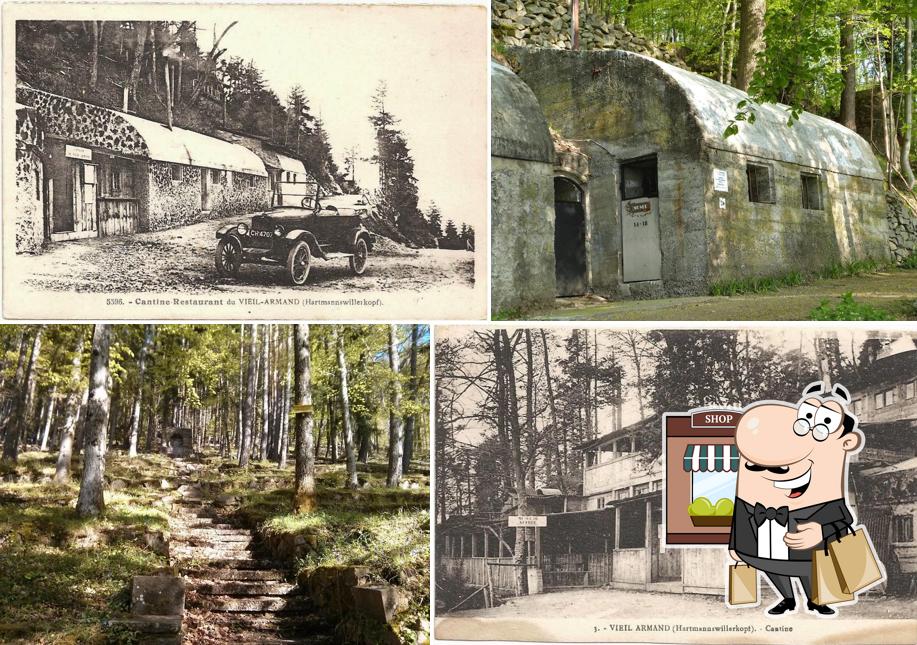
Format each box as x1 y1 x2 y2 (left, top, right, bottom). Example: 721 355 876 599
687 496 734 526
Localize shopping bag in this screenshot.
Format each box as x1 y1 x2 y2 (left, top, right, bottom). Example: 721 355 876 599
811 546 854 605
727 563 758 606
828 527 884 595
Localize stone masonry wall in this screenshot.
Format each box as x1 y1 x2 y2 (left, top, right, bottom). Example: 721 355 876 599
493 0 685 67
887 192 917 264
15 108 45 254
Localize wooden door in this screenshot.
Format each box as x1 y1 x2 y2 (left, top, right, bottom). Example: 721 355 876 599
72 162 98 233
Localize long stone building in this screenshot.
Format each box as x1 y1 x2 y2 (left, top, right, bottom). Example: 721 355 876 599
13 86 279 254
492 49 894 313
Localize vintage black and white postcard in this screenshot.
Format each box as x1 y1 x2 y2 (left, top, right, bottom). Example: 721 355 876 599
3 2 487 320
434 325 917 644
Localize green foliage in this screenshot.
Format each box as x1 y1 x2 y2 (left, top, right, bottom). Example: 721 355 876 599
709 260 888 296
809 292 893 320
900 252 917 269
0 451 171 643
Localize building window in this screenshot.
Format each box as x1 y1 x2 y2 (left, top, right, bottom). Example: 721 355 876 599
851 398 864 415
247 175 256 188
634 483 649 496
893 514 914 543
906 381 916 400
887 388 898 407
620 156 659 200
747 163 775 204
875 392 885 410
596 497 606 509
651 479 662 492
211 169 223 184
614 487 630 500
109 168 122 194
170 165 182 181
801 173 823 210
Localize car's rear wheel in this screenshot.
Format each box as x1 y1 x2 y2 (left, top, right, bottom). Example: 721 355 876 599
350 237 368 275
215 237 242 278
286 240 312 285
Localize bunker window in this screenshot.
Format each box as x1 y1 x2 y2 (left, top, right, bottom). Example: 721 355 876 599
801 173 823 210
620 156 659 200
893 515 914 542
746 163 775 203
170 164 182 182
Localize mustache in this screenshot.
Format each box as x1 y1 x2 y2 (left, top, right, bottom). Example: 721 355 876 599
744 462 791 475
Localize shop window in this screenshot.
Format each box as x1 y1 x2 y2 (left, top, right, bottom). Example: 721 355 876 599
800 173 823 210
618 502 647 548
747 163 775 204
893 514 914 542
683 444 738 520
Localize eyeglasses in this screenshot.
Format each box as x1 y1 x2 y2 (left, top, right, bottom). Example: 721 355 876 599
792 418 830 441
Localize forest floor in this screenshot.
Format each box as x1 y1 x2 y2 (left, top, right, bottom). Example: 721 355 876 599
14 215 475 295
535 269 917 321
0 449 430 644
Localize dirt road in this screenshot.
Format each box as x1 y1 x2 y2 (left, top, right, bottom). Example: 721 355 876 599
13 215 475 296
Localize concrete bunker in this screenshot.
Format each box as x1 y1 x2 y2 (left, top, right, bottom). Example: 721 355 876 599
493 48 892 306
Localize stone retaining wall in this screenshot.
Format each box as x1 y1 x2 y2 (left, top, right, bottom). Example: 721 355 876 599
887 192 917 264
492 0 685 67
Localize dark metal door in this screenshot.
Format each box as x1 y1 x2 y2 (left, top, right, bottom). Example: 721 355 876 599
554 178 587 297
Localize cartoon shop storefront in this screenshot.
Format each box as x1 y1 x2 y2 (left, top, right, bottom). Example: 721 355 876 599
664 409 742 546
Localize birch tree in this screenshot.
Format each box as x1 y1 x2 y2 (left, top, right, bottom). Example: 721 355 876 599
55 329 87 483
386 325 404 487
127 324 154 458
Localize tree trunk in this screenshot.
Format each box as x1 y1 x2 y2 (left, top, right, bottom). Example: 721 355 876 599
76 325 112 518
2 329 34 462
839 11 858 131
23 327 45 439
55 329 87 482
259 324 270 461
386 325 404 487
129 22 149 107
402 324 419 474
38 386 57 451
128 324 154 458
90 21 102 87
902 13 915 189
334 327 359 489
571 0 580 50
239 324 258 466
292 324 316 512
279 326 292 469
735 0 766 91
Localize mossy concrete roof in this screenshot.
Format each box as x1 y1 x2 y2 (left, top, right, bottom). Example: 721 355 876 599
491 61 554 164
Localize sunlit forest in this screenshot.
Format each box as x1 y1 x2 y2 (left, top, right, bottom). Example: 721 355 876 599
0 324 430 644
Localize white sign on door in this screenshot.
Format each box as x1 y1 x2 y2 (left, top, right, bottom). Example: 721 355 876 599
508 515 547 528
713 168 729 192
65 145 92 161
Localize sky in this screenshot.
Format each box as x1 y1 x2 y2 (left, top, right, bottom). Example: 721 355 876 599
181 4 487 228
440 327 917 447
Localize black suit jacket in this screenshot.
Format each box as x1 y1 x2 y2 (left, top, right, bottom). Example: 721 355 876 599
729 497 854 561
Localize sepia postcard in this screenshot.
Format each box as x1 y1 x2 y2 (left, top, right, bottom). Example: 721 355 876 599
3 2 487 320
434 325 917 644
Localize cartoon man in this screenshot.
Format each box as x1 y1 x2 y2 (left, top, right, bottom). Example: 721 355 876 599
729 382 863 616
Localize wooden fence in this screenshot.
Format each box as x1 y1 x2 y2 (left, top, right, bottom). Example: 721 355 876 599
441 557 526 593
98 197 139 236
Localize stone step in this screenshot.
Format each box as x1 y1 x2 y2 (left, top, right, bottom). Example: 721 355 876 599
232 635 335 645
173 532 255 544
194 612 331 637
194 595 313 613
176 527 252 537
183 568 289 582
175 557 278 569
192 581 298 596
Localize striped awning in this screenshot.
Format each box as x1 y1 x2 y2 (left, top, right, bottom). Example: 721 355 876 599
683 444 739 472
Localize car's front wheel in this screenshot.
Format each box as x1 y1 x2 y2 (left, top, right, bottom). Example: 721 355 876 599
286 240 312 285
350 237 368 275
215 237 242 278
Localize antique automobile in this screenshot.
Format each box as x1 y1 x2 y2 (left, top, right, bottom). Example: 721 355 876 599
215 192 373 285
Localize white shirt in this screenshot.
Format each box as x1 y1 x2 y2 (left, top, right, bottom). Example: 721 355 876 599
757 519 790 560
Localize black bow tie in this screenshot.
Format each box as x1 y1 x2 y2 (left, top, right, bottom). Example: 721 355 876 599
754 503 789 527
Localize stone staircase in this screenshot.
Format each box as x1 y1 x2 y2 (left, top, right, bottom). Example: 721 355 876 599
168 464 334 644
